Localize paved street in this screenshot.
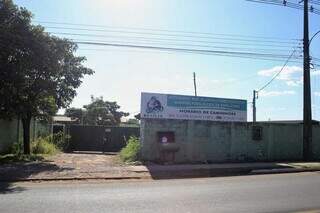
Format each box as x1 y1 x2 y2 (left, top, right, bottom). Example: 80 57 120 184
1 172 320 213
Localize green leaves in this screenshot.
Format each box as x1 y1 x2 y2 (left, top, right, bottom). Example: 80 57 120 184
65 96 129 126
0 0 94 153
0 0 94 120
84 96 129 126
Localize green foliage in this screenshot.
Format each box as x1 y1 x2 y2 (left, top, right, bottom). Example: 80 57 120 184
65 107 84 124
120 136 141 163
50 132 71 151
0 0 94 154
31 137 58 155
6 132 69 156
0 132 69 163
65 96 129 126
31 132 71 154
126 119 140 126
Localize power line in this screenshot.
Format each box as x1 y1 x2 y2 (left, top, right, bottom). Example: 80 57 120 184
246 0 320 14
246 0 320 15
49 32 301 48
257 48 297 92
75 41 301 59
74 41 303 63
77 47 302 62
71 38 299 53
35 20 300 41
44 26 299 44
310 0 320 6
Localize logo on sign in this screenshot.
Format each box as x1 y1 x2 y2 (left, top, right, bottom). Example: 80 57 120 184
146 96 164 113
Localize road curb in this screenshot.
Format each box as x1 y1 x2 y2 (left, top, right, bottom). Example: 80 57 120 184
0 176 150 182
1 167 320 182
250 168 320 175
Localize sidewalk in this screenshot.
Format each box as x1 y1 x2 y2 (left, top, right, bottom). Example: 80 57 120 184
130 162 320 179
0 153 320 181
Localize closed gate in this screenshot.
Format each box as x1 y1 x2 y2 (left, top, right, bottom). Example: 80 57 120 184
68 125 140 152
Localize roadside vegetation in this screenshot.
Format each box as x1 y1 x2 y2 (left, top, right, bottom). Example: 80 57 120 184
0 132 70 164
119 136 141 164
0 0 93 155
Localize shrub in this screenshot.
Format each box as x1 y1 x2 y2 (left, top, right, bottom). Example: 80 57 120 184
120 136 141 163
31 136 59 155
49 132 71 152
3 132 70 156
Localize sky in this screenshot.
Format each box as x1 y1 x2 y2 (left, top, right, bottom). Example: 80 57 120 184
14 0 320 121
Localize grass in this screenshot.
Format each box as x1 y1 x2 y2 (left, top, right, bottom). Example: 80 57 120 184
119 136 141 163
31 137 60 155
0 134 64 164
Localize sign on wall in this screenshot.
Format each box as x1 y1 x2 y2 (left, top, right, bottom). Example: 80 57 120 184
141 92 247 122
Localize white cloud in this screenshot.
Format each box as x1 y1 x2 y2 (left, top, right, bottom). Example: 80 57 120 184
258 66 303 87
259 90 296 97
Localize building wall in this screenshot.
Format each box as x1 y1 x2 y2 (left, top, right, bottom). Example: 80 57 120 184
0 119 19 154
140 119 320 163
0 118 51 154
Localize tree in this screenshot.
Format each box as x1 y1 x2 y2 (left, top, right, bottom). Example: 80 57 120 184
0 0 94 154
65 96 129 126
134 113 141 120
125 118 140 126
84 96 129 126
65 107 85 124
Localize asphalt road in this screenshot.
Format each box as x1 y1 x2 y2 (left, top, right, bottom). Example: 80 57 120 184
1 172 320 213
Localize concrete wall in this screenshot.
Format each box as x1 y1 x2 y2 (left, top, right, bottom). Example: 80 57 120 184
141 119 320 163
0 118 51 154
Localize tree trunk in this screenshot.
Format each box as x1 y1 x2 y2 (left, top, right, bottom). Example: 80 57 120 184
22 116 31 155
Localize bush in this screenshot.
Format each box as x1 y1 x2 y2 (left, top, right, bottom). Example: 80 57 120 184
120 136 141 163
49 132 70 152
31 137 59 155
5 132 69 156
31 132 71 154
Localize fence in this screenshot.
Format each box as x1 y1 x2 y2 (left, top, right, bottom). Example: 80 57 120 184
140 119 320 163
68 125 140 152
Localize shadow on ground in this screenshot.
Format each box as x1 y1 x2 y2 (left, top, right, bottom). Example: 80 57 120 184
144 162 296 180
0 161 74 194
0 182 25 194
71 151 118 156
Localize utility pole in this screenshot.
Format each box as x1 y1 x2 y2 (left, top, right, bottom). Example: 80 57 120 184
253 90 257 123
303 0 312 161
193 72 197 96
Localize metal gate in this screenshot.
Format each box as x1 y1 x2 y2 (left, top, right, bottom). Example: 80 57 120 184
68 125 140 152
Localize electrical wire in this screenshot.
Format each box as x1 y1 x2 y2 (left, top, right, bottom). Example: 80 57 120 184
257 48 297 92
35 20 300 41
246 0 320 15
43 26 299 44
48 31 300 47
71 38 299 53
78 47 303 63
74 40 302 59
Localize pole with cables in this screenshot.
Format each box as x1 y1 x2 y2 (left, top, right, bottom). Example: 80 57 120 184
253 90 258 122
193 72 197 96
302 0 312 161
252 48 296 123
